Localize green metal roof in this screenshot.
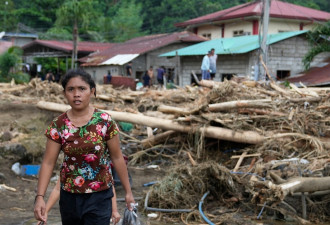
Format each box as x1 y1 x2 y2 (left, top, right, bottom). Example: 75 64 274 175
160 30 308 57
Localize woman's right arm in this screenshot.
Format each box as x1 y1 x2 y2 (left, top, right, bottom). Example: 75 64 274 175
34 139 61 223
36 178 60 225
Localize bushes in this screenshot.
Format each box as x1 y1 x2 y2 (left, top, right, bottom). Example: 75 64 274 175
9 72 30 84
0 46 30 84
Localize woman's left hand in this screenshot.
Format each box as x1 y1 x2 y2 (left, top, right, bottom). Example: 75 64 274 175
111 211 121 224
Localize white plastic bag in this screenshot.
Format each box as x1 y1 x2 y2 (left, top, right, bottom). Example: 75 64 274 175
122 203 141 225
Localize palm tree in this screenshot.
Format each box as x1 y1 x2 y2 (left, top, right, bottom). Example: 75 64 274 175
56 0 96 69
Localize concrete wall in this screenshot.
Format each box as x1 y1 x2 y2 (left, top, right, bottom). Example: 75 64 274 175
177 35 330 86
268 20 301 33
197 25 222 39
83 65 122 84
223 20 253 38
83 43 195 84
193 18 316 39
266 36 330 77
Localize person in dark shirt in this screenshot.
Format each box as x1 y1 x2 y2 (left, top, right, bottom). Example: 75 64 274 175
157 66 165 89
143 70 151 88
107 71 112 84
126 61 132 76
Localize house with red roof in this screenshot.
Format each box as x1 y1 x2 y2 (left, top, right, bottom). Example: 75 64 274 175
175 0 330 39
21 40 114 77
79 31 207 84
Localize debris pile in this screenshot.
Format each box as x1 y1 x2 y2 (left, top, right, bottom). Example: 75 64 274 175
0 77 329 224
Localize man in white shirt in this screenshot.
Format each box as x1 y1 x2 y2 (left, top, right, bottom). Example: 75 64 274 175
209 48 217 80
201 51 211 80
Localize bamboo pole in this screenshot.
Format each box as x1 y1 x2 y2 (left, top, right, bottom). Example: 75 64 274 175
36 101 265 144
208 99 272 112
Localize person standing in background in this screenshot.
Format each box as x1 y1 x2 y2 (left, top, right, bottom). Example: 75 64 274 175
157 66 165 89
147 66 154 86
107 71 112 84
201 51 211 80
126 62 133 76
209 48 217 80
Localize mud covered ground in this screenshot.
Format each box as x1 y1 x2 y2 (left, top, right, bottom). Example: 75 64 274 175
0 100 173 225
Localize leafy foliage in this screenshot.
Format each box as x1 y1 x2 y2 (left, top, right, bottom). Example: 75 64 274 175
0 46 30 83
1 0 327 43
303 21 330 70
0 47 22 77
110 0 144 42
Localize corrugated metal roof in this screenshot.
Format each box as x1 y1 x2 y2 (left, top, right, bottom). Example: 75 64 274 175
175 0 330 28
100 54 139 65
160 30 308 57
80 31 207 67
286 59 330 87
22 40 114 53
4 32 38 38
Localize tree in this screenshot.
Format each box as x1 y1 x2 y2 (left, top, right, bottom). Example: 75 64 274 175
140 0 223 34
303 21 330 70
12 0 64 32
110 0 144 42
0 0 17 32
0 46 29 83
55 0 97 68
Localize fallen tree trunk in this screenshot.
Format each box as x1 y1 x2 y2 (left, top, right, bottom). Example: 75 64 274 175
208 99 272 112
97 94 116 102
238 108 287 117
1 85 30 93
158 104 201 115
141 130 177 148
269 172 330 199
36 101 265 144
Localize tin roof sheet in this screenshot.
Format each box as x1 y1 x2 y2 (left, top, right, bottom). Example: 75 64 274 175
175 0 330 28
100 54 139 65
160 30 308 57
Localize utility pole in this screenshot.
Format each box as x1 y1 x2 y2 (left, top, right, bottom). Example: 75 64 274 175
4 1 8 31
257 0 270 80
72 19 78 69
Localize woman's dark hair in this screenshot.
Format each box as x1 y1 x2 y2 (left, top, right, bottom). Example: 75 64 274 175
61 68 96 97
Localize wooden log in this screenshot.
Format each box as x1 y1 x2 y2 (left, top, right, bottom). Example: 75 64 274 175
233 152 247 172
141 130 176 148
259 55 275 82
269 82 291 96
97 94 116 102
146 127 153 138
208 99 272 112
1 85 30 93
158 104 200 115
288 97 321 103
238 108 287 117
231 153 261 159
36 101 265 144
199 80 220 88
257 89 278 97
269 172 330 198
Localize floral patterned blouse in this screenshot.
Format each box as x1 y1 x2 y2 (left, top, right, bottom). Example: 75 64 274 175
45 109 119 194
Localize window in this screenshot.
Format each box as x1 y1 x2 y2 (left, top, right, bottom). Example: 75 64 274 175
221 74 234 81
202 33 211 39
276 70 290 80
233 30 250 37
278 30 290 33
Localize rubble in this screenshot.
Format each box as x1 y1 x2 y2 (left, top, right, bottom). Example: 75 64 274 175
0 77 329 224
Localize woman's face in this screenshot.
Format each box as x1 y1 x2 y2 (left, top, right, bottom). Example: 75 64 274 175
64 76 95 110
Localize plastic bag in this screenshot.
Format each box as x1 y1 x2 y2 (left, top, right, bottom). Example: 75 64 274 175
122 203 141 225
